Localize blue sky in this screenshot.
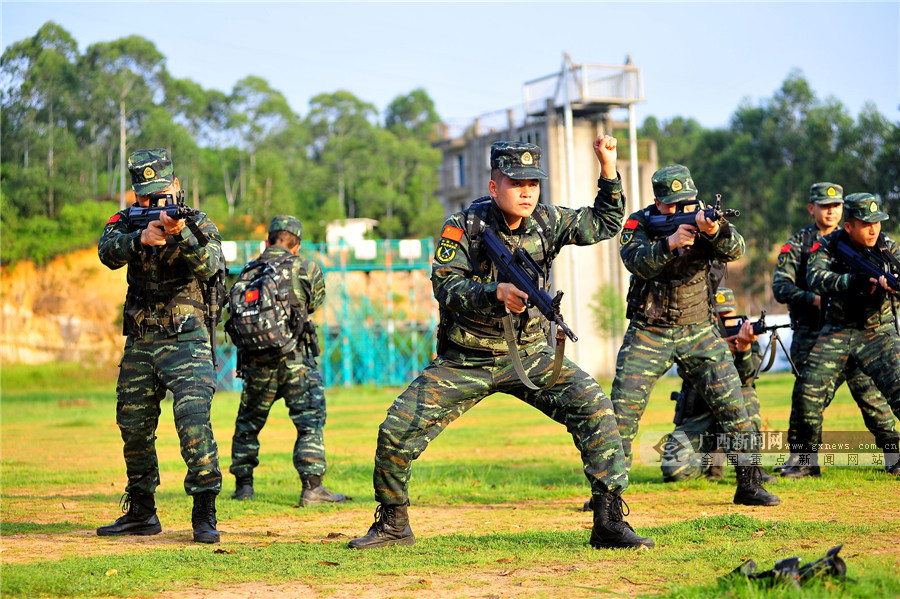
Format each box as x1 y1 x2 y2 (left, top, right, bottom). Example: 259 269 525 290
2 2 897 130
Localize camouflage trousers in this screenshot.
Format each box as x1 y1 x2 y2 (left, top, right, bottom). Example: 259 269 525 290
116 329 221 496
372 342 627 505
230 353 327 480
660 387 760 482
789 324 900 455
611 319 755 467
787 329 898 451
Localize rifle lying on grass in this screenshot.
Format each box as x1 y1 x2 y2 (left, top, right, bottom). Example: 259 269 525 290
481 227 575 390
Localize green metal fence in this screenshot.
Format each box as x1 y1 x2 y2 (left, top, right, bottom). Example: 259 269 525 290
216 238 437 390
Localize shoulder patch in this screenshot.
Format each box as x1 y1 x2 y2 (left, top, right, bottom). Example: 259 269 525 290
442 225 464 242
623 218 639 230
779 243 791 254
435 238 458 264
106 214 122 225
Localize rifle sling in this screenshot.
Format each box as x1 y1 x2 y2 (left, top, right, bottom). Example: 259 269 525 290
185 219 209 246
500 312 565 391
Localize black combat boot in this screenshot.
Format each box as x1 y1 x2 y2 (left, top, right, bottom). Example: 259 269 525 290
589 493 655 549
780 451 820 478
883 450 899 475
191 491 220 544
780 464 821 478
231 476 254 501
734 466 780 506
97 492 162 536
757 467 777 483
705 446 725 480
300 474 346 507
348 501 415 549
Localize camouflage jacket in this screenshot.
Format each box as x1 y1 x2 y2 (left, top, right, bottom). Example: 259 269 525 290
772 225 822 335
619 206 745 279
807 229 900 330
98 207 224 338
432 174 626 353
679 338 761 412
620 205 744 325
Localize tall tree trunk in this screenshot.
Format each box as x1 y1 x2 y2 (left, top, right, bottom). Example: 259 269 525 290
107 146 114 199
47 99 55 218
222 160 236 217
239 156 246 205
249 150 256 196
90 124 98 197
193 171 200 209
119 100 126 209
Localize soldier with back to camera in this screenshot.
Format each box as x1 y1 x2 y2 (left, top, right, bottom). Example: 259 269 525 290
227 215 346 506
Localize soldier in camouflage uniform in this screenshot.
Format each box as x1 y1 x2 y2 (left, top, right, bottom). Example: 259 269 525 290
788 193 900 475
611 164 779 506
349 137 654 551
772 183 898 478
229 215 345 506
660 287 769 482
97 149 223 543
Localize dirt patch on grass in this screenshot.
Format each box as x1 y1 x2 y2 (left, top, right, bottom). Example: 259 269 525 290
3 484 897 597
153 562 643 599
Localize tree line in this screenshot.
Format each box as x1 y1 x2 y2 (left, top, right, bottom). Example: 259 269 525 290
1 22 445 265
639 70 899 300
2 22 897 279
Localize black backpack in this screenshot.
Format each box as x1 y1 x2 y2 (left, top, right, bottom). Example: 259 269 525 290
225 253 298 358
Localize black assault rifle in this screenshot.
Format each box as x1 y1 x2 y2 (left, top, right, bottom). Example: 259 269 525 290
833 238 900 292
481 227 577 342
647 193 740 237
718 310 792 338
126 189 209 246
717 309 798 378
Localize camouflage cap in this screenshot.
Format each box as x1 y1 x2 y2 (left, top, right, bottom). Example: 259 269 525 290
269 214 303 239
714 287 737 314
490 141 548 180
128 148 174 195
652 164 698 204
809 182 843 205
844 193 888 223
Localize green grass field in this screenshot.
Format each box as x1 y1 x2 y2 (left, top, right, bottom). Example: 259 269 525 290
1 362 898 598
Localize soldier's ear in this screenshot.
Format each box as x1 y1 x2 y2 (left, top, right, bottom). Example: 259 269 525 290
488 178 499 199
